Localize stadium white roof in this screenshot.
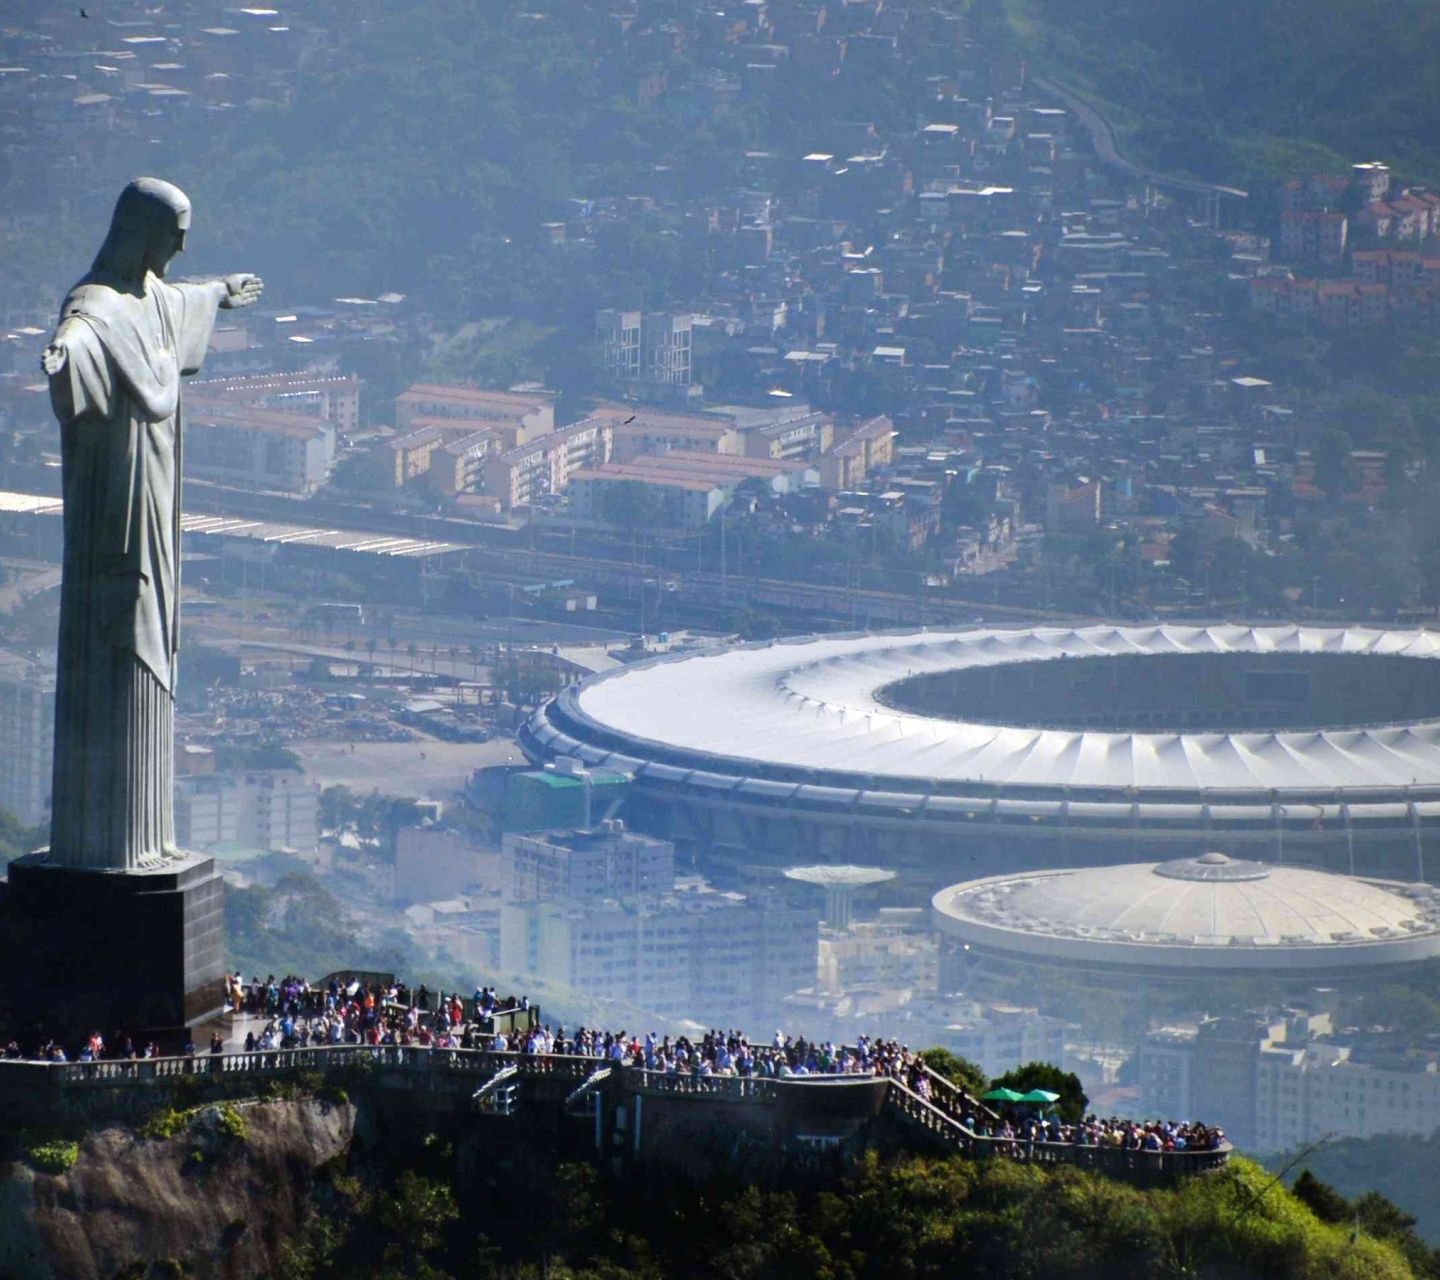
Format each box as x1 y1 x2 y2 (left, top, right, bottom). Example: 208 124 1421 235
573 625 1440 794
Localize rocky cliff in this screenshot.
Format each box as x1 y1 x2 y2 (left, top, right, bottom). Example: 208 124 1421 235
0 1098 358 1280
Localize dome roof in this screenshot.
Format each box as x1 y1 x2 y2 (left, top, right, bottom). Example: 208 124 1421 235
932 857 1440 973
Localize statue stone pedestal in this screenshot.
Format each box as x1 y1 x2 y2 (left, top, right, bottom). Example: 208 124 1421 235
0 852 226 1044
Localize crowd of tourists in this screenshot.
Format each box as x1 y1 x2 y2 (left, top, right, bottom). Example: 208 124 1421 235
0 972 1225 1156
957 1111 1226 1154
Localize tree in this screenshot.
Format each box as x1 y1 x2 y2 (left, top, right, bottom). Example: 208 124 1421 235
1293 1170 1351 1225
1313 427 1357 500
1342 985 1440 1035
0 805 46 862
989 1062 1089 1123
597 479 665 529
919 1047 989 1100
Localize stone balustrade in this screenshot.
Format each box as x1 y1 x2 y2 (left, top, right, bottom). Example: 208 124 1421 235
0 1048 1230 1183
884 1079 1231 1179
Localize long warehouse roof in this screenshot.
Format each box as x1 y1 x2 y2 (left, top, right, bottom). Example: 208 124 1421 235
0 490 460 558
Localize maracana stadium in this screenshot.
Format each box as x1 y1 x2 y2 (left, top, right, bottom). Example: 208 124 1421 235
519 624 1440 885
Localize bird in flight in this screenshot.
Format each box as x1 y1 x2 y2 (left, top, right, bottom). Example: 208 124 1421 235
79 6 90 15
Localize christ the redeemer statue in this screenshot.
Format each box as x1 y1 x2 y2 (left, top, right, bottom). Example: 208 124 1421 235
41 178 262 870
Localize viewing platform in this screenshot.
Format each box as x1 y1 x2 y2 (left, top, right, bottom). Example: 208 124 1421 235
0 1043 1231 1188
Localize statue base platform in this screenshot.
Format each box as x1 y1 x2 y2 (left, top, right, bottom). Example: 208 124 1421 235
0 852 226 1047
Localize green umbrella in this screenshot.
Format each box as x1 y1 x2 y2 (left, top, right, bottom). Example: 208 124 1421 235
1019 1089 1061 1105
981 1087 1025 1102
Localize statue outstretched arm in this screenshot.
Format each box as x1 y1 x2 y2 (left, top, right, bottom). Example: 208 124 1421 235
220 273 263 309
171 274 263 376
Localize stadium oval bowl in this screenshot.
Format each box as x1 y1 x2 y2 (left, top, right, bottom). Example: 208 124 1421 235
519 624 1440 880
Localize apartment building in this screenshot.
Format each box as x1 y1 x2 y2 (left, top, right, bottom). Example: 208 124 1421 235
743 408 835 460
1278 210 1348 265
188 371 360 435
432 430 497 495
174 770 320 854
0 653 54 827
593 405 742 462
483 416 613 510
933 1004 1068 1080
504 825 676 903
381 426 448 487
184 405 335 495
817 415 896 489
500 887 816 1026
1138 1013 1440 1152
395 384 554 449
596 310 693 386
498 822 816 1025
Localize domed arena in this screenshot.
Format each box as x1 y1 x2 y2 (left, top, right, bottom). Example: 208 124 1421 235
931 853 1440 981
519 624 1440 884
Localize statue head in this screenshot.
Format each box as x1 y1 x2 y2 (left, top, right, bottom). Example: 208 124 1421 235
91 178 192 284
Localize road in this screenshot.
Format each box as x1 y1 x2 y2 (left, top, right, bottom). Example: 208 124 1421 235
1031 74 1247 201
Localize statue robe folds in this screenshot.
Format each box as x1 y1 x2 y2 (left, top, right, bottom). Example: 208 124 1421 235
47 275 221 870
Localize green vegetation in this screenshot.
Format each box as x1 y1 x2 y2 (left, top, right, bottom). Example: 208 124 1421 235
224 870 430 983
25 1138 79 1175
1292 1170 1440 1277
1273 1132 1440 1247
256 1145 1421 1280
917 1047 989 1100
1005 0 1440 183
596 480 671 530
137 1106 193 1142
0 805 45 863
424 319 562 392
213 744 304 773
215 1103 249 1143
318 787 425 851
989 1061 1089 1123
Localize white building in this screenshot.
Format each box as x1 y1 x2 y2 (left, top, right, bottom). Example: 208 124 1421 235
498 824 815 1024
395 384 554 448
188 371 361 435
184 406 335 495
500 887 817 1027
1139 1014 1440 1152
596 310 693 387
504 826 675 903
174 770 319 855
818 909 938 994
0 654 54 827
484 416 613 510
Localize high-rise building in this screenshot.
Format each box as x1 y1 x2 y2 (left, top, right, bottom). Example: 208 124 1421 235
500 889 817 1027
498 824 818 1026
1134 1012 1440 1151
0 653 55 827
504 825 675 903
173 770 319 855
596 309 643 381
596 310 694 388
